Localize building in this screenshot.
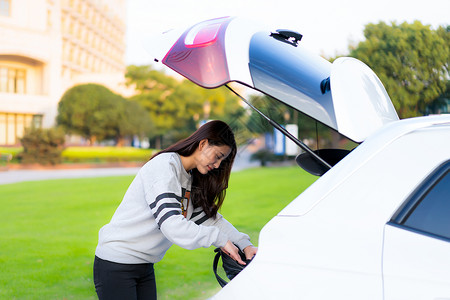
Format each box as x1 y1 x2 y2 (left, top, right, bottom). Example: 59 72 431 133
0 0 128 146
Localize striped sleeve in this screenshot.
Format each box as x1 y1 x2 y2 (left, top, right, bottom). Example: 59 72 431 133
191 211 253 251
149 192 182 228
145 178 228 249
190 207 210 225
139 155 228 249
141 157 185 228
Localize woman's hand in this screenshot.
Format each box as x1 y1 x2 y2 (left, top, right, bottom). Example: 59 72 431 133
221 241 246 265
243 245 258 260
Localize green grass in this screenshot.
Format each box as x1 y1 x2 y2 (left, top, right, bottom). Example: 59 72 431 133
0 167 317 299
61 146 155 163
0 146 155 164
0 147 21 165
0 147 22 156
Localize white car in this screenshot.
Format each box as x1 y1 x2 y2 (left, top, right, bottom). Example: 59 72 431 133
146 17 450 299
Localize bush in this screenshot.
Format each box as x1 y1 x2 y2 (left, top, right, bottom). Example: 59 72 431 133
250 149 285 166
18 127 65 165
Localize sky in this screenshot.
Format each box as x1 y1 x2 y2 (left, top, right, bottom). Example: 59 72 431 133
125 0 449 66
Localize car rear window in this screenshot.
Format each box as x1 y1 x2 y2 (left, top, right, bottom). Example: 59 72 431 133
403 170 450 239
392 160 450 241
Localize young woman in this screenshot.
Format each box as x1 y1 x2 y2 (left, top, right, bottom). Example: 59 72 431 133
93 120 258 299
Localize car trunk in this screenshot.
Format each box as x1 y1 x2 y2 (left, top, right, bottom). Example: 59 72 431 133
143 16 399 174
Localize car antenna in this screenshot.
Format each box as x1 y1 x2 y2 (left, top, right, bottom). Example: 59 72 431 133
225 84 332 170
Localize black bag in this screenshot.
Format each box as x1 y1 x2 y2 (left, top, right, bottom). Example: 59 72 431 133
213 247 252 287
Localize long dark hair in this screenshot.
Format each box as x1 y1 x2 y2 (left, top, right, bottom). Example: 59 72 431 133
152 120 237 218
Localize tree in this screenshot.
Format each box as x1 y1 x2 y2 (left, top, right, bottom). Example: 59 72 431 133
57 83 152 145
111 98 155 146
126 65 183 148
246 94 286 134
57 84 119 143
246 93 356 150
425 80 450 115
126 65 246 148
211 87 249 145
349 21 449 118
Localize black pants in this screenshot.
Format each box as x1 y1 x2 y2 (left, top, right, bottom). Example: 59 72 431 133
93 256 157 300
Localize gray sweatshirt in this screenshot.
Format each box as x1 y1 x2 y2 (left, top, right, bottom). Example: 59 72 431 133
95 152 252 264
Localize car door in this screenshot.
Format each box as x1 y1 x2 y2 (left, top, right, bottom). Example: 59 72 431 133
383 160 450 300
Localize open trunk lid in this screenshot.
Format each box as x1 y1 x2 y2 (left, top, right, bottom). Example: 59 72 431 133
144 16 399 143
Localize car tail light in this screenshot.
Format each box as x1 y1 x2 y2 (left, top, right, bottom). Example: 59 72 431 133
162 17 232 88
184 19 224 48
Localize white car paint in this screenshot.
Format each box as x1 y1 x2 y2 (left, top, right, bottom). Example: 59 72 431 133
330 57 399 142
142 16 450 299
212 115 450 299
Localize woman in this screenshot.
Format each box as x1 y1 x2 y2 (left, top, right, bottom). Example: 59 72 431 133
94 120 258 299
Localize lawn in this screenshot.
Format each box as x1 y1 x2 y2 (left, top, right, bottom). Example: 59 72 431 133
0 166 317 299
61 146 155 163
0 146 155 164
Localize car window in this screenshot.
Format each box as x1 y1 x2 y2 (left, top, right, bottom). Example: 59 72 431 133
391 160 450 241
403 169 450 239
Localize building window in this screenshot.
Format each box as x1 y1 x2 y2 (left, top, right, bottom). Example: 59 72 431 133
0 113 6 145
69 17 74 35
15 69 26 94
0 113 40 146
0 66 26 94
32 115 43 129
0 67 7 91
0 0 11 17
47 8 52 28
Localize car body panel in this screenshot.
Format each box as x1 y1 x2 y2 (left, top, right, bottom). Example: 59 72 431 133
213 256 383 299
212 115 450 299
383 224 450 299
145 16 399 142
248 30 337 131
278 115 450 216
330 57 399 142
